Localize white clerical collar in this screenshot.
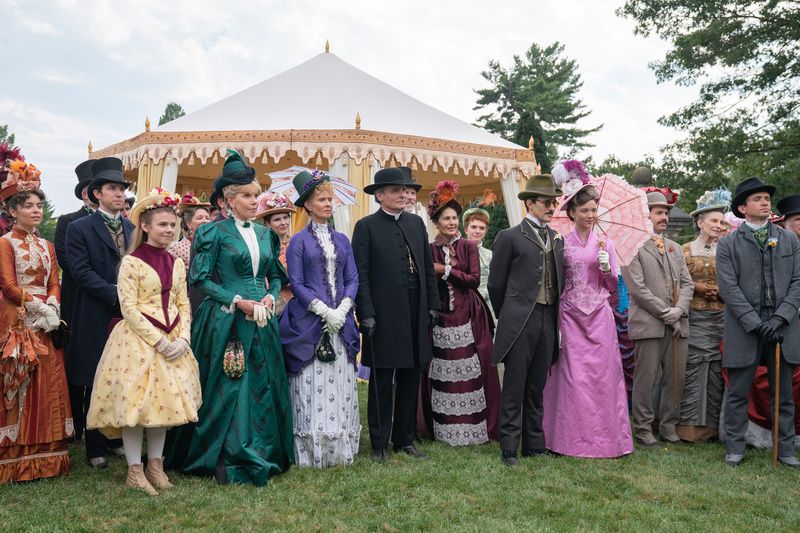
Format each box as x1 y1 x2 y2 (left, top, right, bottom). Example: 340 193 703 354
97 207 120 220
525 214 546 228
744 220 769 231
382 208 402 221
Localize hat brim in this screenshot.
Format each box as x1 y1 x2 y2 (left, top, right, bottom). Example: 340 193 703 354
89 177 130 201
295 176 330 207
129 194 178 226
430 199 463 220
462 207 490 224
364 180 408 195
254 207 295 220
732 184 777 218
74 180 90 200
689 204 727 218
648 202 672 210
518 188 562 200
558 183 595 211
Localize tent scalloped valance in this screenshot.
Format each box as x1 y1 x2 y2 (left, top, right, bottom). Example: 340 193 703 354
92 129 538 179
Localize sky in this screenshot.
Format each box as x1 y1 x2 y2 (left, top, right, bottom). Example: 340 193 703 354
1 0 696 215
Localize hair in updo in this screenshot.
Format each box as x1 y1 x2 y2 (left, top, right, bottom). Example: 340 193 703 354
693 208 725 233
180 205 211 232
464 211 489 227
6 189 46 213
303 182 335 214
566 186 600 222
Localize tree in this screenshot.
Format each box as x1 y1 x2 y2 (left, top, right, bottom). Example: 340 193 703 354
0 124 14 145
474 42 602 172
618 0 800 199
39 197 57 242
158 102 186 126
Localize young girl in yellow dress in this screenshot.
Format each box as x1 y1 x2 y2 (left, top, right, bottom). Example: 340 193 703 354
87 188 202 496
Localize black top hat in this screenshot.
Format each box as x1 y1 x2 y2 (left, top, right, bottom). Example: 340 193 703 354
74 159 94 200
89 157 129 201
777 195 800 220
400 167 422 192
364 166 417 195
731 177 776 218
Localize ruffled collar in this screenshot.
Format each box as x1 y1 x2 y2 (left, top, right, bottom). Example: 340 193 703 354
233 215 254 229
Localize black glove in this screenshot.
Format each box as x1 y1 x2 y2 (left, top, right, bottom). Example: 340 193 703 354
359 317 376 337
755 316 786 343
428 310 440 328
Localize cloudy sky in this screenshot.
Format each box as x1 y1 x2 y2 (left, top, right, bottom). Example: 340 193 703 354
1 0 695 214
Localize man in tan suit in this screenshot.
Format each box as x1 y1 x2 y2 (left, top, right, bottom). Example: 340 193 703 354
622 191 694 446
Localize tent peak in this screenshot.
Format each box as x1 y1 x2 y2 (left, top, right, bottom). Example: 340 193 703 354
325 40 330 53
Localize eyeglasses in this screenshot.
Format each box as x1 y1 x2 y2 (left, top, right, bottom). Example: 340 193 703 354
535 198 558 207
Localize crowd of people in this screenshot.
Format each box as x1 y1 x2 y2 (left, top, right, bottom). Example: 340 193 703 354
0 144 799 494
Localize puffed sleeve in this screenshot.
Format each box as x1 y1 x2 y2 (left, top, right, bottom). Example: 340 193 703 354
189 223 238 306
173 257 191 344
118 256 164 346
0 238 32 305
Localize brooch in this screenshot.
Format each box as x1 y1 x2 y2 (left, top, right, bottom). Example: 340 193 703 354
767 237 778 248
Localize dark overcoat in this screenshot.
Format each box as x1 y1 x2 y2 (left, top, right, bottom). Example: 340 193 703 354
54 206 91 327
352 209 438 368
488 221 564 365
64 211 134 386
716 223 800 367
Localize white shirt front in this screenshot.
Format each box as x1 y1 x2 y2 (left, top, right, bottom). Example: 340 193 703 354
234 217 259 277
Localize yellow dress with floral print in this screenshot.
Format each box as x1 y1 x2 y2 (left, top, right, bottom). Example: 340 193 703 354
87 253 202 439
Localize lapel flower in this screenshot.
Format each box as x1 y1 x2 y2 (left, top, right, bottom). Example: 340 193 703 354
767 237 778 248
669 246 674 253
554 232 563 241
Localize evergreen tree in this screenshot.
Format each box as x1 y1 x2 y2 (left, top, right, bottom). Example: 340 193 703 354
474 42 602 172
0 124 15 145
158 102 186 126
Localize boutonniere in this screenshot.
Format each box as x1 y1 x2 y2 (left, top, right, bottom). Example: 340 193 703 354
554 233 563 241
767 237 778 248
669 246 675 253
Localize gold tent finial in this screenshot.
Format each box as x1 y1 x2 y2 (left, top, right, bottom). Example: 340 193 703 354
355 112 361 129
88 140 93 155
528 135 534 151
325 40 330 53
145 116 151 132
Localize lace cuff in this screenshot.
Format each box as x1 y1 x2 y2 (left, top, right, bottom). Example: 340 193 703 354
442 265 452 280
222 295 242 314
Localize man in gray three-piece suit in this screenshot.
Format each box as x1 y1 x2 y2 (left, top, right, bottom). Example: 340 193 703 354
488 174 564 466
717 177 800 468
622 191 694 447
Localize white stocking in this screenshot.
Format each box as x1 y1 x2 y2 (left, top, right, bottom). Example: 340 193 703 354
121 426 144 466
145 427 167 460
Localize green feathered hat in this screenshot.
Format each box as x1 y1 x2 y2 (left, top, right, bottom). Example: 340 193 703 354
215 149 257 190
293 170 331 208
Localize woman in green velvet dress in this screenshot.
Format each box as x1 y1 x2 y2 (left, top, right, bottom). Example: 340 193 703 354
165 150 294 486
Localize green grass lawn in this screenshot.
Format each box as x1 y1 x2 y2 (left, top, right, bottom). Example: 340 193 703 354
1 383 798 532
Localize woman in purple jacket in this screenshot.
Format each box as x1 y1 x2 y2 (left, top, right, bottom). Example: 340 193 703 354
279 170 360 468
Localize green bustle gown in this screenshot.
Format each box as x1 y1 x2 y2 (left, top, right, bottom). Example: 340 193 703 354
164 218 294 486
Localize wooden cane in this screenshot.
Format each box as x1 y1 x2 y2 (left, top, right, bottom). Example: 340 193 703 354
673 283 680 409
773 341 781 467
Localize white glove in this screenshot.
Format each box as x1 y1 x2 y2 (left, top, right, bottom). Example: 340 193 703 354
43 307 60 332
598 250 610 272
310 300 333 320
24 298 49 315
661 307 684 325
324 308 347 333
671 322 683 338
251 304 272 328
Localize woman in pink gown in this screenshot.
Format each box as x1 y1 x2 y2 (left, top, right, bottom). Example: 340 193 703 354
542 184 633 458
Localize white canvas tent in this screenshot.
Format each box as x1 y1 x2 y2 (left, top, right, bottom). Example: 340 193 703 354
92 46 540 234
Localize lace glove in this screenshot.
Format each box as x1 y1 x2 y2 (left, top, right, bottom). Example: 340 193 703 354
598 250 611 273
155 336 171 355
163 338 189 361
661 307 684 325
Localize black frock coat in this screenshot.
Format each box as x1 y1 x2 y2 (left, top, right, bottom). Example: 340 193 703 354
352 209 439 368
54 206 91 328
64 211 134 386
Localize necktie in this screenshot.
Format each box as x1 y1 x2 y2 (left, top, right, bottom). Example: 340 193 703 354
752 226 768 248
651 235 665 254
529 220 548 242
100 211 122 232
